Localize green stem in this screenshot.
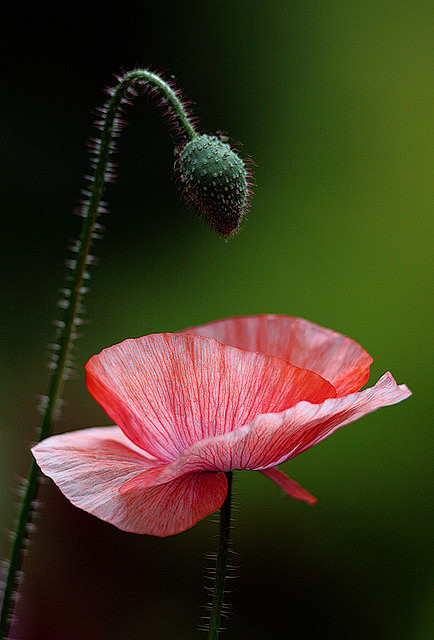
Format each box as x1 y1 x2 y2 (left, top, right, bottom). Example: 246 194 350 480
0 69 197 639
207 472 233 639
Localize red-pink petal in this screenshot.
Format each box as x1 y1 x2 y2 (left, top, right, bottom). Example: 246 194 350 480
31 427 228 536
259 467 317 504
85 333 335 461
181 315 373 395
119 373 410 488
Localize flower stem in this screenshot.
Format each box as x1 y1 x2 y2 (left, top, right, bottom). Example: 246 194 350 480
207 471 233 639
0 69 197 639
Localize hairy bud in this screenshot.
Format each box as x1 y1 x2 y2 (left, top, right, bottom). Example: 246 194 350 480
177 134 251 237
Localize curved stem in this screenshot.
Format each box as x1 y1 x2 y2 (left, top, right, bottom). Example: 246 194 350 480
207 472 233 639
0 69 198 639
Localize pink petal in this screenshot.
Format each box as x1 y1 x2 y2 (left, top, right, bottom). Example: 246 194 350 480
31 427 228 536
119 373 410 488
181 315 373 395
259 467 317 504
85 333 336 462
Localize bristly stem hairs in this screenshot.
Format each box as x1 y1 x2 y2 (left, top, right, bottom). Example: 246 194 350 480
207 472 233 639
0 68 251 639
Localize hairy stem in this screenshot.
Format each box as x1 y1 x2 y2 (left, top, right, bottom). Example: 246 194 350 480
207 472 233 639
0 69 197 639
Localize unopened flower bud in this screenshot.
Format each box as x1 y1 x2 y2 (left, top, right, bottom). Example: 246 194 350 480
177 134 252 237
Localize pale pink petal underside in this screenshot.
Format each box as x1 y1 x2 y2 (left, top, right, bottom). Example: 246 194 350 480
121 372 410 488
227 372 411 469
181 315 373 395
85 333 335 462
31 427 228 536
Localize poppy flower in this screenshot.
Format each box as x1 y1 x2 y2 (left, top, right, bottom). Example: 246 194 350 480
32 315 410 536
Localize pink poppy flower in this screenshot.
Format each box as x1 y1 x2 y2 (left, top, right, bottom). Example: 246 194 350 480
32 315 411 537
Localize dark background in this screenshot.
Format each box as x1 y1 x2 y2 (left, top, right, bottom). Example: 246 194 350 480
1 1 432 638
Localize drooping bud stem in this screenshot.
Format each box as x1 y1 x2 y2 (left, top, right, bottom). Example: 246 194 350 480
0 69 253 638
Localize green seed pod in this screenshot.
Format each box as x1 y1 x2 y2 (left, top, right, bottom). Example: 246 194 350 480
177 134 252 237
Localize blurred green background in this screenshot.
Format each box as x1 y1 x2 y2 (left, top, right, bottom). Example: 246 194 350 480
1 1 432 638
